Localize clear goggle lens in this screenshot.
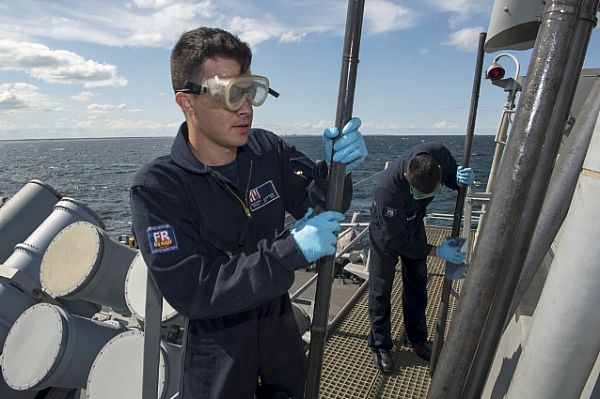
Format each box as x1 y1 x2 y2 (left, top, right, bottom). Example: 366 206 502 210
177 75 272 111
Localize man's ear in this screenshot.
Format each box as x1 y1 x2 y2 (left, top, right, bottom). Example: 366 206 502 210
175 92 194 114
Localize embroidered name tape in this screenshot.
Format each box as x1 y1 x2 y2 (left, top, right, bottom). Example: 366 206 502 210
248 180 280 212
147 224 178 254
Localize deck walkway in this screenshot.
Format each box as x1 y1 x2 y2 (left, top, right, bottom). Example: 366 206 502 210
317 225 461 399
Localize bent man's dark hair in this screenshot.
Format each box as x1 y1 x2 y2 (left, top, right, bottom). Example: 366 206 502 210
406 154 442 193
170 27 252 91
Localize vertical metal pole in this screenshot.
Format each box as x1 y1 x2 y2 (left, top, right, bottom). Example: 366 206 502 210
427 1 584 397
304 1 365 398
462 3 598 397
508 6 599 320
142 270 164 399
429 31 486 374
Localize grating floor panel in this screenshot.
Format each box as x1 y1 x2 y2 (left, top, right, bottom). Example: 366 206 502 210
319 226 465 399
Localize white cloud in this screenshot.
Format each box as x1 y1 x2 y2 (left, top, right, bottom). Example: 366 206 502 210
0 83 54 113
71 91 97 102
443 27 483 52
426 0 493 28
279 32 306 43
0 39 127 87
365 0 418 33
126 1 214 46
0 1 213 49
87 103 127 112
106 118 178 130
0 0 422 51
433 120 459 129
228 17 276 47
128 0 178 9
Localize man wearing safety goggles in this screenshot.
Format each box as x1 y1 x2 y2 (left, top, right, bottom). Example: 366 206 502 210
367 143 474 374
130 27 367 399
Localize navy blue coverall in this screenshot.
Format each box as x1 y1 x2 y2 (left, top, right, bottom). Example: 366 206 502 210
130 123 352 399
368 143 458 351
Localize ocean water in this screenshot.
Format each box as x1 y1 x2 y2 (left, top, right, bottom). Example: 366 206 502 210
0 135 494 238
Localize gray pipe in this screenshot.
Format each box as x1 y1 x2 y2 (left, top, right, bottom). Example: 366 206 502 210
505 102 600 399
426 1 583 397
509 77 600 318
0 180 61 263
462 2 598 396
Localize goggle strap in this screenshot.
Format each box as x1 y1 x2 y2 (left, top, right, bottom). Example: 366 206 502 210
268 88 280 98
175 81 208 95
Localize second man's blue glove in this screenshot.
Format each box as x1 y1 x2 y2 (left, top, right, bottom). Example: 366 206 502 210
291 210 344 263
457 166 475 186
437 237 466 264
323 117 368 174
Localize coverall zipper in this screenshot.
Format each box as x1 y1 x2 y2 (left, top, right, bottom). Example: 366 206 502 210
212 160 253 218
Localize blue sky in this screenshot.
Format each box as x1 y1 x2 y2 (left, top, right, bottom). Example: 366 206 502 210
1 0 598 140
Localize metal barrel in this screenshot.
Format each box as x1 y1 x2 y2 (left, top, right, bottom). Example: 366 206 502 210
1 303 124 391
0 180 61 263
124 251 181 325
41 221 136 315
0 353 37 399
2 197 104 286
0 280 37 354
86 330 181 399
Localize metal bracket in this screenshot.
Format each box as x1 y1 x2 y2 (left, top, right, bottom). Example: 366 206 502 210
0 264 59 304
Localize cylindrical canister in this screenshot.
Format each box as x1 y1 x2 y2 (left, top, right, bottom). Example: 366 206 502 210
124 251 181 326
2 197 105 286
0 180 61 263
1 303 125 391
0 279 37 349
86 330 181 399
41 221 136 315
0 348 37 399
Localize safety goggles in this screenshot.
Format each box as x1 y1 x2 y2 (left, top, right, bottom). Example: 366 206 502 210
176 75 279 111
410 183 443 200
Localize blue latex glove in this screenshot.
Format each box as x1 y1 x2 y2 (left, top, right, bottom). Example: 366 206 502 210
457 166 475 186
437 237 466 264
292 207 314 230
291 210 344 263
445 263 465 280
323 117 367 174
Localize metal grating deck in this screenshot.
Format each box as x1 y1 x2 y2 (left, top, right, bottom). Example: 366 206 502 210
319 226 462 399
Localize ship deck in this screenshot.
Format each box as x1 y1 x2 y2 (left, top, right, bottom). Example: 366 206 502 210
307 225 461 399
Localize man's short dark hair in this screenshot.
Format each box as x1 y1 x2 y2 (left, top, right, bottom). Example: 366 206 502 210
170 27 252 91
406 154 442 193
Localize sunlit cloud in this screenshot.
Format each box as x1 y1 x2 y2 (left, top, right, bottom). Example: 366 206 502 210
71 91 97 102
442 27 483 52
365 0 418 33
0 0 424 50
0 39 127 87
87 103 128 112
433 120 459 129
0 83 54 112
426 0 493 28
